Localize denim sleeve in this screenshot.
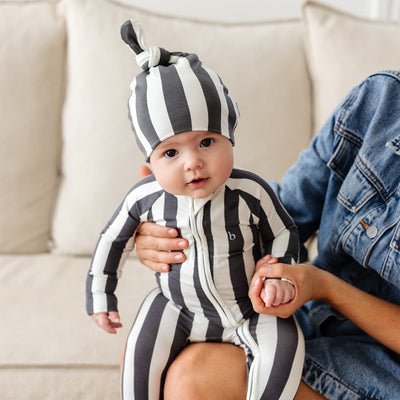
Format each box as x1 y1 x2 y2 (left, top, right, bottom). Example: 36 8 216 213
271 88 358 252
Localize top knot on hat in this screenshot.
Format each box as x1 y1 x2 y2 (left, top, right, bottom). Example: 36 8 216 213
121 20 176 70
120 20 239 161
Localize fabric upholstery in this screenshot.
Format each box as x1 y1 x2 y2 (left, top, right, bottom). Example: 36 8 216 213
52 0 311 255
303 1 400 133
0 0 65 253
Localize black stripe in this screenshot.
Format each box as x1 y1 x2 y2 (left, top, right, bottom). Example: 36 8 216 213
133 293 169 399
231 169 297 233
102 213 140 311
224 188 253 319
135 73 161 151
102 185 163 310
164 193 186 308
85 271 94 314
192 242 223 329
246 313 259 369
128 100 147 157
200 202 226 340
261 316 299 399
205 319 224 342
102 190 162 273
159 64 192 133
234 188 275 255
188 54 221 133
202 201 214 279
120 20 143 55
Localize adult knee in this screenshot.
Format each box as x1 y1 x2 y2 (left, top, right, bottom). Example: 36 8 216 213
164 343 247 400
164 345 204 400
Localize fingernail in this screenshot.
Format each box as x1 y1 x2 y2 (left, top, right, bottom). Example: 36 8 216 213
168 229 177 236
174 253 183 261
162 265 170 272
178 241 187 249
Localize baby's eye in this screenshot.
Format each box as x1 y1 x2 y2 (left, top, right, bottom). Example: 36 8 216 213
164 149 178 158
200 138 214 148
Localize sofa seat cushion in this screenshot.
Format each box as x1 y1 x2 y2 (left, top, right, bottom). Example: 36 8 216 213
0 254 156 367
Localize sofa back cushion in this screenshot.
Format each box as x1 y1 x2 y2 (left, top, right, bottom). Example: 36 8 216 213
52 0 312 255
0 0 65 253
303 1 400 133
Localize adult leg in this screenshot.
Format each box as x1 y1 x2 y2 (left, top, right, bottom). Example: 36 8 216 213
163 342 325 400
295 382 326 400
164 342 247 400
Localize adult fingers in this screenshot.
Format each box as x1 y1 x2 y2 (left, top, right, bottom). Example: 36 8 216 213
136 221 179 238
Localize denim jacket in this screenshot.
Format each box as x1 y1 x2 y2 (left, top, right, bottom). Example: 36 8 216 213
274 71 400 308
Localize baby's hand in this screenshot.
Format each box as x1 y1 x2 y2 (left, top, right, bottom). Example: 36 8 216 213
91 311 122 334
261 279 295 307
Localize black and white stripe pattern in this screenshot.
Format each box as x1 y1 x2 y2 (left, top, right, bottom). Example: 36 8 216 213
86 168 299 318
121 20 239 160
86 168 303 399
121 288 304 400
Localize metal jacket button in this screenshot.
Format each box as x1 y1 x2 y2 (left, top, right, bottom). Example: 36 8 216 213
366 225 378 238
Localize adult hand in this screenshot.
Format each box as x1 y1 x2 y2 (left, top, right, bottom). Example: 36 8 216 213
135 223 188 272
250 256 400 354
249 257 325 318
134 165 189 273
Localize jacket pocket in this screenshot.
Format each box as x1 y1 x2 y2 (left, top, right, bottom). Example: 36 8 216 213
337 155 378 213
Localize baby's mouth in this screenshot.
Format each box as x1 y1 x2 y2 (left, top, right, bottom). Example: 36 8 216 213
188 177 209 187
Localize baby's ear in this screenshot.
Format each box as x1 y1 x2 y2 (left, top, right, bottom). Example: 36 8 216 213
120 20 143 55
139 165 153 178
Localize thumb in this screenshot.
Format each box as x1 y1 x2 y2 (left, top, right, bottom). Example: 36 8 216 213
108 311 121 323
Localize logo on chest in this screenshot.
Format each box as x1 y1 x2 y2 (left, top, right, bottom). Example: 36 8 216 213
228 231 236 240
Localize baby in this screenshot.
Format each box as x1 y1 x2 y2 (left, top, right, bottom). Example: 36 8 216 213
86 20 304 400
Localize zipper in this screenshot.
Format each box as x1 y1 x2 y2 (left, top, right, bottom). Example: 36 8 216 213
190 198 238 328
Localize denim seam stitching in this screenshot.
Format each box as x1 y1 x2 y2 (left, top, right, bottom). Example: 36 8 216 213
355 155 389 202
305 357 378 400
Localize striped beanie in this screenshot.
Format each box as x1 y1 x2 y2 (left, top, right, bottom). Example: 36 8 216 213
121 20 239 160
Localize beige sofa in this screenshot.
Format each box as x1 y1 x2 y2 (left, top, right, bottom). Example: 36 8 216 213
2 0 400 398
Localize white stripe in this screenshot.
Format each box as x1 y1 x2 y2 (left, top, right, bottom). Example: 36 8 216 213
146 67 174 142
129 79 153 156
176 57 209 131
176 197 207 317
247 315 279 399
189 313 209 341
130 20 149 51
210 196 244 320
90 199 133 313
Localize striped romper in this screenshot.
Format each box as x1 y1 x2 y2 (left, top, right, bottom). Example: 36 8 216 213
86 168 305 400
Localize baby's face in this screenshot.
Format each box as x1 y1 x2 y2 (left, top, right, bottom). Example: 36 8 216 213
149 131 233 199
